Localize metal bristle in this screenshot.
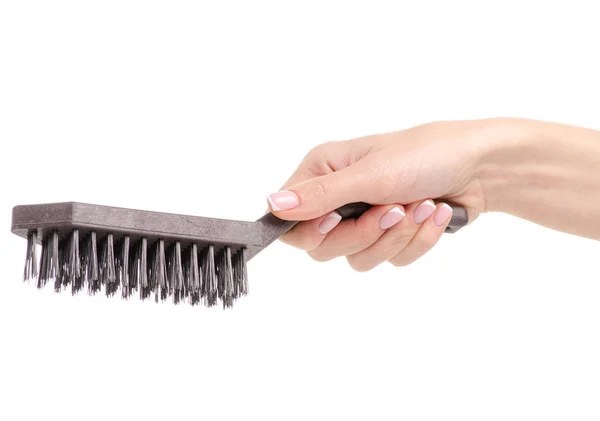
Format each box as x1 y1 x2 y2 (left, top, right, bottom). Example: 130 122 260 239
186 244 201 306
100 234 117 297
149 239 168 303
180 244 190 302
55 230 77 292
56 234 68 293
38 236 48 288
168 242 184 305
38 231 60 289
83 232 100 294
24 230 247 308
116 236 130 299
202 245 218 307
134 238 149 300
24 231 38 282
217 247 234 309
64 230 82 294
233 248 248 299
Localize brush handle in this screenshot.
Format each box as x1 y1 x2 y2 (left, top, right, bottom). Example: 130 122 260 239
336 201 468 233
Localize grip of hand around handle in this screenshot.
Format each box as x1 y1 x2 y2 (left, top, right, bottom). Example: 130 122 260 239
336 202 469 233
252 200 469 261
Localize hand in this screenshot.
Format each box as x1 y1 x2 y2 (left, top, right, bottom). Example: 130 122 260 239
266 119 504 271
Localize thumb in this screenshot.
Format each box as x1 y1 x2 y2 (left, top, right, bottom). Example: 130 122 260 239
267 161 381 221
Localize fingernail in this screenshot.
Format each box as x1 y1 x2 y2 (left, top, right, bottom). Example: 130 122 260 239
379 207 406 230
318 212 342 235
266 191 299 211
433 203 453 226
413 200 436 224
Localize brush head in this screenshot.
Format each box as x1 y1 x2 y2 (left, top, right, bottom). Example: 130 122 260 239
11 202 289 308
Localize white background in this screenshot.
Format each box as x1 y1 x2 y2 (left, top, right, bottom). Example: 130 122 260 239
1 1 599 420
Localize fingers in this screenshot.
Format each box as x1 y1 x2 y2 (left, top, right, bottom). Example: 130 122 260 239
281 199 454 270
345 200 452 272
278 212 340 251
388 202 453 267
306 204 406 262
279 204 405 255
266 157 389 221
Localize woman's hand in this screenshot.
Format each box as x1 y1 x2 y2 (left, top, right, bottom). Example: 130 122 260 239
266 118 511 271
268 116 600 269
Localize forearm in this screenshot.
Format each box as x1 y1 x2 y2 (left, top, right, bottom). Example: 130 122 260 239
477 118 600 240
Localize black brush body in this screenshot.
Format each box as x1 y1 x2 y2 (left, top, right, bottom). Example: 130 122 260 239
11 201 469 308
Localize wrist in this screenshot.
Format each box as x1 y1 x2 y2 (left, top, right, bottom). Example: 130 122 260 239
469 117 600 239
474 117 545 214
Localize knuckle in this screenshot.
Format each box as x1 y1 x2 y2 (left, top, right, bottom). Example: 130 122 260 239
305 144 322 160
352 217 384 248
389 230 415 248
355 224 377 247
312 178 330 202
319 140 341 152
306 141 337 159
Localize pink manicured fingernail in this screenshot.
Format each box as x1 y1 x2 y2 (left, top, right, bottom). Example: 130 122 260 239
413 200 436 224
433 203 453 226
318 212 342 234
266 191 299 211
379 207 405 230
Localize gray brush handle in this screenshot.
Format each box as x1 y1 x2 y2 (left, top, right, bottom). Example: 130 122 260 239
336 201 468 233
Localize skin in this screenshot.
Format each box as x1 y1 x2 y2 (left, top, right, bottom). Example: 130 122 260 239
267 117 600 271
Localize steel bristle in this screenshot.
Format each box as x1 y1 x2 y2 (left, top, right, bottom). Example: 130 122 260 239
202 245 218 307
100 234 117 297
23 230 248 308
217 247 235 309
84 231 100 294
233 248 248 298
133 237 150 300
186 244 201 306
116 236 130 299
149 239 168 303
24 232 38 282
63 229 82 294
38 231 60 290
168 241 184 305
